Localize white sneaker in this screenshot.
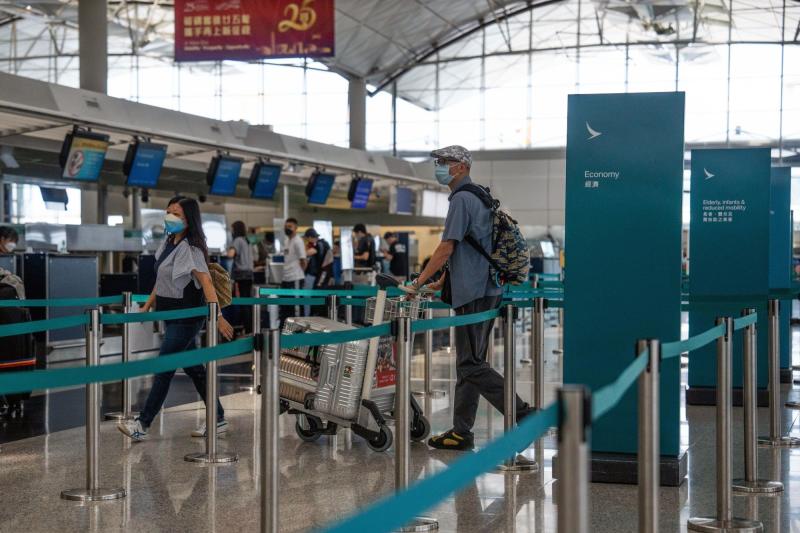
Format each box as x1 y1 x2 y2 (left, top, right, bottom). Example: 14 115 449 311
117 418 148 442
191 419 229 437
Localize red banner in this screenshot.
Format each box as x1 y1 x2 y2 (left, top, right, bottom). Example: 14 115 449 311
175 0 335 62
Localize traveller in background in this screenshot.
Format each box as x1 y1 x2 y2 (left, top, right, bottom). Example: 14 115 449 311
406 145 532 451
280 217 307 323
303 228 333 315
118 196 234 442
228 220 254 331
353 223 375 270
382 232 408 281
332 240 342 285
0 226 19 254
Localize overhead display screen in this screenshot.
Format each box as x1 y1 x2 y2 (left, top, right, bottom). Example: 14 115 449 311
394 186 414 215
59 131 110 182
124 141 167 188
305 172 335 205
249 162 282 200
207 155 243 196
349 178 373 209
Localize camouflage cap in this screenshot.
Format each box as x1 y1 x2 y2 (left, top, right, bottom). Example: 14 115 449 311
430 145 472 167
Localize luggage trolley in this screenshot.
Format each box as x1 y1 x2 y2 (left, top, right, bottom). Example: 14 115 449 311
279 277 431 452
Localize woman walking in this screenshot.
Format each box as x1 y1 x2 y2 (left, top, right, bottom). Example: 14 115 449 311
118 196 234 441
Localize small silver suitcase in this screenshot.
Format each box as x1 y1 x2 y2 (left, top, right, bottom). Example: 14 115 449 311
314 331 370 420
282 316 369 420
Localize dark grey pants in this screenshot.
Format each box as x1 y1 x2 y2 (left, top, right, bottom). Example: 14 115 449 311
452 294 531 436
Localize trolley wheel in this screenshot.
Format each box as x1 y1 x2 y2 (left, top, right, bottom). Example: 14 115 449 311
295 414 322 442
410 415 431 442
366 425 394 452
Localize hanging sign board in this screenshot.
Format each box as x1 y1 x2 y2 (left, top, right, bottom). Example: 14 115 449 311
175 0 335 61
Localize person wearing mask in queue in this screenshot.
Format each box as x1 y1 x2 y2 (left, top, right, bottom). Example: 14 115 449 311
228 221 254 331
0 226 19 254
280 217 307 323
382 232 408 282
303 228 333 315
353 224 375 269
118 196 234 442
405 145 532 451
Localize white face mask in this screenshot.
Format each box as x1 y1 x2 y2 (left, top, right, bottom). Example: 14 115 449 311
4 242 16 252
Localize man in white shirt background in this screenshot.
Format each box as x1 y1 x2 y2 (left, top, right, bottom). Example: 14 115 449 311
280 217 307 324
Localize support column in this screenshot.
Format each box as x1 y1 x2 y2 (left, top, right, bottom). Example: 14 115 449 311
78 0 108 95
348 77 366 150
131 192 141 230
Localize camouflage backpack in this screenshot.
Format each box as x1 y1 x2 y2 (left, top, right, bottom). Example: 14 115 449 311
456 184 530 286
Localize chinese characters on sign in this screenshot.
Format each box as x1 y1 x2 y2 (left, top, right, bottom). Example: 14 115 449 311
175 0 335 61
702 199 747 224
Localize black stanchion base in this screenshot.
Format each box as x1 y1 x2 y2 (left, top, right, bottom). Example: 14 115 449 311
780 367 793 384
686 386 769 407
552 450 688 486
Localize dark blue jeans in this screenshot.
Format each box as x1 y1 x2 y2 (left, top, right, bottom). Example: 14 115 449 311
138 320 225 428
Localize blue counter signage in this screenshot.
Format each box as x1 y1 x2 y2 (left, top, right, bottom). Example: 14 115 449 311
565 92 685 459
770 167 792 370
688 148 771 396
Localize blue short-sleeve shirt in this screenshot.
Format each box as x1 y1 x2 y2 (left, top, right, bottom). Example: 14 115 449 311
441 176 502 309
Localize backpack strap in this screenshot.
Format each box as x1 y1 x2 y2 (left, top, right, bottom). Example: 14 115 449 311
452 184 507 281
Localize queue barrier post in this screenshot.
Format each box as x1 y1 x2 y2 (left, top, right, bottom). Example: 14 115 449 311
260 329 280 533
533 298 546 412
557 385 590 533
394 315 438 532
61 308 126 502
554 272 564 355
758 299 800 447
688 317 763 532
638 339 660 533
328 294 338 322
733 308 783 494
105 291 137 421
185 302 238 465
498 304 538 473
242 289 263 393
423 306 445 399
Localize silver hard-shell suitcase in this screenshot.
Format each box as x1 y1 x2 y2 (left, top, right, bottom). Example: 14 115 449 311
314 330 369 419
281 316 369 419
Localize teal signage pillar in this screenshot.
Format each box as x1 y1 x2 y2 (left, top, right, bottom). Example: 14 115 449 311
564 92 685 485
687 148 771 406
770 167 793 382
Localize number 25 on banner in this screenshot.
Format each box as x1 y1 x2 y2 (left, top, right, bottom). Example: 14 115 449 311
279 0 317 32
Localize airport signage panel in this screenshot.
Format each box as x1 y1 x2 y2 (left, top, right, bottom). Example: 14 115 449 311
175 0 335 61
688 148 771 393
565 92 685 456
770 167 792 370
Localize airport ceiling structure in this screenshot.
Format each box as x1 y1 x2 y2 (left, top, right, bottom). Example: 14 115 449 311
0 0 797 111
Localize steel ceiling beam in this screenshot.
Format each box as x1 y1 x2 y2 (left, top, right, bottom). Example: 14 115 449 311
370 0 566 96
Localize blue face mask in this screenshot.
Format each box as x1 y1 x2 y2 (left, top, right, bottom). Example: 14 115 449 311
164 213 185 235
434 164 454 185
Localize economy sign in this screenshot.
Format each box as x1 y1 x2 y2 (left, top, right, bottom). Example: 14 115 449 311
564 92 685 475
175 0 334 61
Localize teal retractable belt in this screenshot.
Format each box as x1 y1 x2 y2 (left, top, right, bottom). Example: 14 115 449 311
0 295 124 308
0 337 254 395
101 307 208 325
0 314 89 338
662 323 727 360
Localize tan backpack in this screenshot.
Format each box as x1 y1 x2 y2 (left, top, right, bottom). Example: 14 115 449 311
208 263 233 308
